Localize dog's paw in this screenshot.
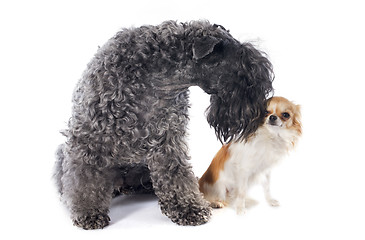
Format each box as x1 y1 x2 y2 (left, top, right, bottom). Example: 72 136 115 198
236 206 247 215
268 198 280 207
73 213 110 230
175 205 212 226
210 201 225 209
161 201 212 226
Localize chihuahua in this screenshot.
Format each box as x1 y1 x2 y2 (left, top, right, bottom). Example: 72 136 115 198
199 96 302 214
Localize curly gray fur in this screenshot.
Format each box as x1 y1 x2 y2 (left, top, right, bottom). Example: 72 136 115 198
54 20 273 229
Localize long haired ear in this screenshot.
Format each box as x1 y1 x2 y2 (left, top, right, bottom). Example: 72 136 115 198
293 104 302 135
206 43 274 143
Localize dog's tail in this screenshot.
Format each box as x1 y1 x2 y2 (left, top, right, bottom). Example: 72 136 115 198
53 144 65 195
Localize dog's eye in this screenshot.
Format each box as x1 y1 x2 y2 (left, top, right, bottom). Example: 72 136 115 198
265 110 270 116
282 112 290 119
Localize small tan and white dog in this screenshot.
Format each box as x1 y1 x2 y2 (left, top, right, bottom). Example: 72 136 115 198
199 96 302 214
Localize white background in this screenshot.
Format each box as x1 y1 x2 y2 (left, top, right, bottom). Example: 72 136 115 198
1 0 365 239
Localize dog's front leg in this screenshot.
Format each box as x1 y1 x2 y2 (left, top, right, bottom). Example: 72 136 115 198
234 176 249 215
262 172 280 207
148 143 211 226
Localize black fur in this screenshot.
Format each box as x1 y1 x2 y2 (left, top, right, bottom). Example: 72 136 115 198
54 20 274 229
205 43 274 142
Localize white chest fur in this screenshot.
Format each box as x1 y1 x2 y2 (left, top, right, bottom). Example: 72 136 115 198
227 126 290 180
204 126 295 213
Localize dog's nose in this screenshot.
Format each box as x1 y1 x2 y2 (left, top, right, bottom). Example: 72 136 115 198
269 115 277 122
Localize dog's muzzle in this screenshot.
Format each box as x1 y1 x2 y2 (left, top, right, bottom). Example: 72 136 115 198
268 115 280 127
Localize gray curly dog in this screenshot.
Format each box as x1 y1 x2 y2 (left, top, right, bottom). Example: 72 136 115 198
54 20 274 229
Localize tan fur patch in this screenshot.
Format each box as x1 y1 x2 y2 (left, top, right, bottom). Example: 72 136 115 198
199 144 231 192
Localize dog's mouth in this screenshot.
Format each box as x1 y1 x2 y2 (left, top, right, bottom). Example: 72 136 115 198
267 121 283 128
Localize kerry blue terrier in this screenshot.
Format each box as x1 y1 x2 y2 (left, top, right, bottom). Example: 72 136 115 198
54 20 274 229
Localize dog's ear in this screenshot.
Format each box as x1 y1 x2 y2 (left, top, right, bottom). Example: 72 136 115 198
293 104 302 135
192 36 221 60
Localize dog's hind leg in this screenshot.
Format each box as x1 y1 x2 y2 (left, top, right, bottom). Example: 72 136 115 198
59 147 114 230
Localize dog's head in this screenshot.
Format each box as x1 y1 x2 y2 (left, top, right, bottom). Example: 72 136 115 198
193 27 274 143
265 96 302 136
